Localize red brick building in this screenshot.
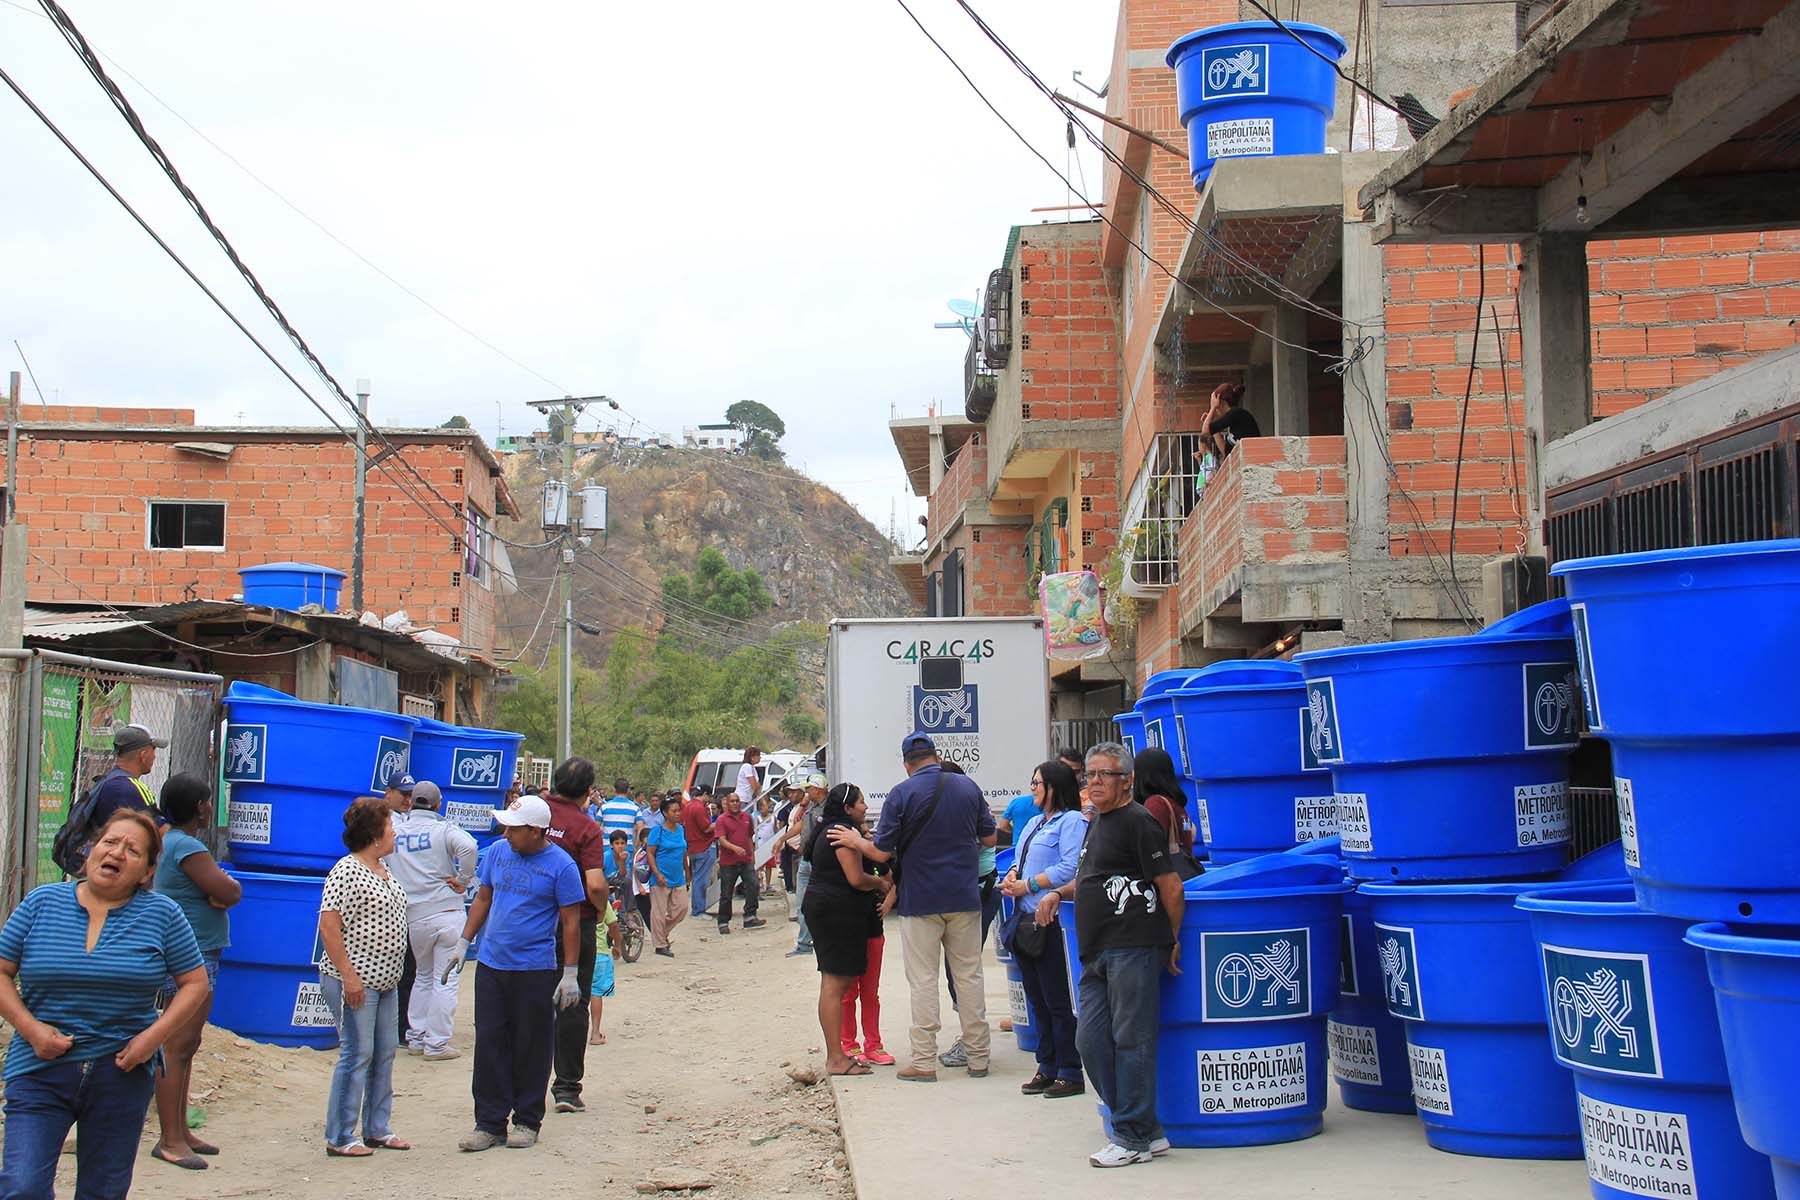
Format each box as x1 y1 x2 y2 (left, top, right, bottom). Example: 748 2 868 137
11 405 519 660
891 219 1128 721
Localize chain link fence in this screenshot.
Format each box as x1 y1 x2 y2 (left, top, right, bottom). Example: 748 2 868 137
4 651 221 911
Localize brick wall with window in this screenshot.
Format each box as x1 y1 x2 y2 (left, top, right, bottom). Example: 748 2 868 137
13 409 508 656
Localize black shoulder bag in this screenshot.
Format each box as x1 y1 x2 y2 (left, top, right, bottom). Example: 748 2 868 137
887 771 946 891
1003 815 1060 959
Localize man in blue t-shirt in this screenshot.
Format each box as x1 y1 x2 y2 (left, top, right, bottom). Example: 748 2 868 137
87 724 165 831
998 792 1039 847
444 796 584 1152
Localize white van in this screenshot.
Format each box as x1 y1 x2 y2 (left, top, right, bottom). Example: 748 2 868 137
681 747 808 802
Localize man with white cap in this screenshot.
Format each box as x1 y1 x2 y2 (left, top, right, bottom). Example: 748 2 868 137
780 772 828 958
387 780 478 1061
442 795 585 1152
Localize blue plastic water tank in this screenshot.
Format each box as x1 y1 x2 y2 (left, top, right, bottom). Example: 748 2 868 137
1166 21 1346 189
238 562 346 613
1295 631 1582 880
1135 669 1209 780
1172 660 1335 863
1553 539 1800 923
222 682 417 874
1687 924 1800 1200
992 847 1039 1054
408 717 525 845
1520 885 1775 1199
1360 878 1609 1159
211 867 338 1049
1114 709 1148 759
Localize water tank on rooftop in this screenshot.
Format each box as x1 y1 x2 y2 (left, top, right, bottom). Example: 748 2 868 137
1166 21 1347 189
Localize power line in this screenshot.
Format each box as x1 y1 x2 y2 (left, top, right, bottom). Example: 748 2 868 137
1237 0 1406 119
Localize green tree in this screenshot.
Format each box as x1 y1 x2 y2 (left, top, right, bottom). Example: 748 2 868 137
440 415 471 429
662 547 772 624
781 711 822 746
725 401 785 461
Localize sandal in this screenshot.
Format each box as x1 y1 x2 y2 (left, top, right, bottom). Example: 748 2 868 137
325 1141 373 1158
151 1145 208 1171
365 1135 411 1151
829 1061 873 1077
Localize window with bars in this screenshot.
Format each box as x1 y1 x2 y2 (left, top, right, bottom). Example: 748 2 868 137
1120 432 1208 595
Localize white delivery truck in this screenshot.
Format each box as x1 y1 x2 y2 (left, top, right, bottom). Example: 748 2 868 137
826 616 1050 818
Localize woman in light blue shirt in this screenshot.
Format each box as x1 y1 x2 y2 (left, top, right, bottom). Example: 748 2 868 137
998 760 1087 1097
645 795 689 957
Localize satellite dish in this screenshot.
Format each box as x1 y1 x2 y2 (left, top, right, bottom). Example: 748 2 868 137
946 298 978 319
934 296 980 337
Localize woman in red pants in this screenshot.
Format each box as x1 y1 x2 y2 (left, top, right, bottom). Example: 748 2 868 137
840 830 896 1066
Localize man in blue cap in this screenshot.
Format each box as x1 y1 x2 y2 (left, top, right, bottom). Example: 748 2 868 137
830 732 995 1082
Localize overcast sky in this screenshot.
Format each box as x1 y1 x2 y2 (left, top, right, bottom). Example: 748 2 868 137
2 0 1118 536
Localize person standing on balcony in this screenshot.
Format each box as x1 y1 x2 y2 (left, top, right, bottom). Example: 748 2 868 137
1201 381 1259 460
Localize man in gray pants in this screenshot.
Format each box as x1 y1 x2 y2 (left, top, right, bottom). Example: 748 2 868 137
783 773 826 958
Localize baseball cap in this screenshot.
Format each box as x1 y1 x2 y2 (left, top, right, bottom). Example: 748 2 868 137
900 732 936 757
493 795 553 829
805 772 828 790
113 724 168 754
385 772 417 793
410 780 443 808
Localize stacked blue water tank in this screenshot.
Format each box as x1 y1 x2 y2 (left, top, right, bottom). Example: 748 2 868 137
210 681 522 1049
1292 601 1610 1159
1548 538 1800 1198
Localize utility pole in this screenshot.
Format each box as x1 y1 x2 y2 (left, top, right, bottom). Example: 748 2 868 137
528 394 614 763
0 372 26 649
352 379 370 614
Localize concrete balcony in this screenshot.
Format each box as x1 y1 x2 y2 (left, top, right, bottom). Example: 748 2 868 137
1178 436 1349 641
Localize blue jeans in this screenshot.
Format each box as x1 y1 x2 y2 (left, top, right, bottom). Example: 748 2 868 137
0 1055 155 1200
793 858 813 950
319 975 398 1148
688 845 719 915
1074 945 1166 1152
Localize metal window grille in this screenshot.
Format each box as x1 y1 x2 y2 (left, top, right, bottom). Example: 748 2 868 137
1121 432 1208 595
1697 441 1785 545
1052 717 1122 757
400 693 437 720
1568 787 1621 860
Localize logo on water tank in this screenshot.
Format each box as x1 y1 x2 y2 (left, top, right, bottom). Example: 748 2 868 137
1542 945 1662 1078
912 685 978 734
453 747 504 788
1374 924 1424 1021
1523 662 1581 749
370 736 411 794
1202 928 1311 1021
1305 678 1344 765
1200 43 1270 99
222 723 267 783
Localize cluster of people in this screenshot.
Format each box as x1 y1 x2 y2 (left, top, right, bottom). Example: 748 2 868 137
789 732 1197 1170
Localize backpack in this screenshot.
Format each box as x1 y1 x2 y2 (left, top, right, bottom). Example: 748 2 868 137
50 782 105 879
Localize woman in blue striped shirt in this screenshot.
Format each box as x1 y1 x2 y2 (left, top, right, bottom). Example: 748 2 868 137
0 809 208 1198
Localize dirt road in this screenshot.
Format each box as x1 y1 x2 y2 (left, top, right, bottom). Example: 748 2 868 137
81 905 852 1199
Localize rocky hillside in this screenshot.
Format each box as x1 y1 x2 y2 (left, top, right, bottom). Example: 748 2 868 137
497 444 917 668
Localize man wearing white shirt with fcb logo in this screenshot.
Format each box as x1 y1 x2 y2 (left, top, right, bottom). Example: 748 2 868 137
386 780 478 1060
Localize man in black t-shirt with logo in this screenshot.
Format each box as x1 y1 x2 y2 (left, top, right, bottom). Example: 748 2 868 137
1040 741 1184 1168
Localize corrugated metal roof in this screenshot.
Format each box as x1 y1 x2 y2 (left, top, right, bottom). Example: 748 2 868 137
23 608 144 640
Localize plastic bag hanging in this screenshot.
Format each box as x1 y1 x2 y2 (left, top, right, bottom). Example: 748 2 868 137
1040 570 1111 661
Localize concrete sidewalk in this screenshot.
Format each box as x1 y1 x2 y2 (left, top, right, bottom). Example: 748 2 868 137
833 930 1588 1200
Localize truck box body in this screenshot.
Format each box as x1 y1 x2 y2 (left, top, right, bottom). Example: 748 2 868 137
826 617 1050 817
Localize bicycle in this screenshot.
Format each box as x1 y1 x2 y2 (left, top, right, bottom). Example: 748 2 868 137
608 878 646 963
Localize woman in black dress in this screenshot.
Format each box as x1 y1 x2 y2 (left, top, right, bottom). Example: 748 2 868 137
801 784 891 1077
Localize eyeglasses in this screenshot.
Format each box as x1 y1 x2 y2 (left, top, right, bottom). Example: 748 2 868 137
1079 769 1130 784
1028 778 1044 789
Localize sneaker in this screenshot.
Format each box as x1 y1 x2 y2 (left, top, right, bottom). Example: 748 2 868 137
1089 1142 1153 1168
1148 1136 1171 1157
966 1065 989 1078
506 1125 539 1149
553 1096 585 1113
423 1048 461 1062
744 917 766 929
842 1041 862 1057
785 947 810 958
459 1128 505 1153
864 1048 896 1066
718 926 731 935
1043 1079 1086 1099
895 1067 938 1083
405 1044 425 1057
1021 1072 1054 1095
788 913 798 922
938 1040 968 1068
654 947 674 958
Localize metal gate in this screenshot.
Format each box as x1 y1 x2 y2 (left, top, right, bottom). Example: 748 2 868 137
6 650 221 912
